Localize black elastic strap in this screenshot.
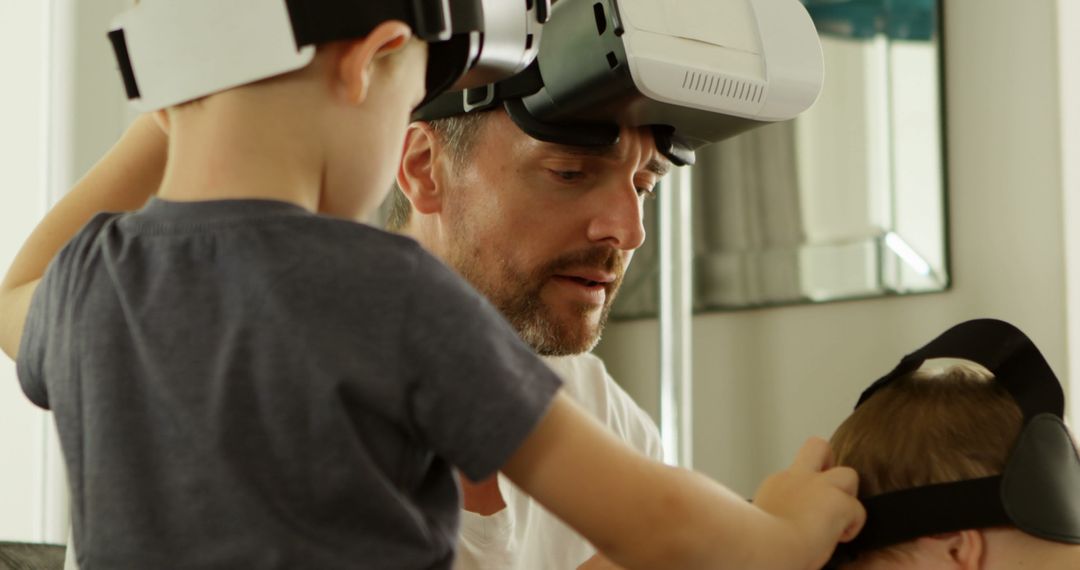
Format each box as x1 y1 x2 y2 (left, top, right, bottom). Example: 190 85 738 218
108 29 140 99
503 98 620 146
536 0 552 23
856 319 1064 421
421 32 474 107
413 61 547 121
284 0 470 46
836 476 1010 559
286 1 409 47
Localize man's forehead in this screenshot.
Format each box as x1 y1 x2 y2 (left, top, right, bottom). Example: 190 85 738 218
540 139 673 177
480 110 673 176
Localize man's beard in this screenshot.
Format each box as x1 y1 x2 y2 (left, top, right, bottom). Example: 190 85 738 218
447 241 625 356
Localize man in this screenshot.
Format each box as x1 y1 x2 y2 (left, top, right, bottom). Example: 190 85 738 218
391 107 668 569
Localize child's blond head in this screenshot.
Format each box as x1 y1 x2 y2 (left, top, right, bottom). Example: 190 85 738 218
829 364 1022 564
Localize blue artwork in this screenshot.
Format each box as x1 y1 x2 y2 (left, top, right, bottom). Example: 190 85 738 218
801 0 936 41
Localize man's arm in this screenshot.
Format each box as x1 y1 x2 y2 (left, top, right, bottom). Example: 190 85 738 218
0 115 167 359
502 393 866 570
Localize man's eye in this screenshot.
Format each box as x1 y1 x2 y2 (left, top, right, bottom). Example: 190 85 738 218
637 186 657 200
551 170 585 182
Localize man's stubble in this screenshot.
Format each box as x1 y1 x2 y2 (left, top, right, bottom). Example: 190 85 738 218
441 199 625 356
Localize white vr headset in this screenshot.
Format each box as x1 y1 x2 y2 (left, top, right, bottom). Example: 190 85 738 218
415 0 825 165
109 0 549 112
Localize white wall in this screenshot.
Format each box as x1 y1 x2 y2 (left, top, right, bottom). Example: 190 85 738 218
0 0 133 543
1060 0 1080 434
0 0 53 543
597 0 1072 497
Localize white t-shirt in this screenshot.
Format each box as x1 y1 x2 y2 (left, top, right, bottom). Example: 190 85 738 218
453 353 664 570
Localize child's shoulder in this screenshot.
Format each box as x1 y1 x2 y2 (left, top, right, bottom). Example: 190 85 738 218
307 217 481 297
300 215 459 283
56 211 127 266
307 216 426 262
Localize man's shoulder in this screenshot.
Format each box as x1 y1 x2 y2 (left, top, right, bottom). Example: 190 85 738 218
539 353 625 409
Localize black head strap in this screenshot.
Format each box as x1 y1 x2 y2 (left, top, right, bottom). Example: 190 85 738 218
856 319 1063 419
285 0 459 46
413 63 621 148
285 0 482 107
411 62 696 166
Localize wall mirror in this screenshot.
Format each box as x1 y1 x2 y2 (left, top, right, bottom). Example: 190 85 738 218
612 0 948 318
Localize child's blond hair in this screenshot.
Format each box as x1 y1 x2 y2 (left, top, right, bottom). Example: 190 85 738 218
829 364 1022 561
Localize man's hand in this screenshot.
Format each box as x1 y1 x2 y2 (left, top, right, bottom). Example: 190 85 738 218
459 473 507 516
752 437 866 570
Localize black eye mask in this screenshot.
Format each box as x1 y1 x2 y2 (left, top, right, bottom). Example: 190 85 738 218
827 318 1080 567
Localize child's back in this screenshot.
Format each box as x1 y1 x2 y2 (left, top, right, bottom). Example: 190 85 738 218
23 198 561 568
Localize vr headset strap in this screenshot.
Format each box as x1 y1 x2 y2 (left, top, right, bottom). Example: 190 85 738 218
412 62 697 165
845 476 1009 555
857 319 1064 420
108 30 140 99
413 61 547 120
285 0 451 45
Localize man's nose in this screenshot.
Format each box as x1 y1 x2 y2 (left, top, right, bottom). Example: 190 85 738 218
585 182 647 251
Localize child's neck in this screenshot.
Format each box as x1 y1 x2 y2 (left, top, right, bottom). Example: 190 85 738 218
156 90 324 212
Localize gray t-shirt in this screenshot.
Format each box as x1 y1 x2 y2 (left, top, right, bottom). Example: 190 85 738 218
17 198 562 570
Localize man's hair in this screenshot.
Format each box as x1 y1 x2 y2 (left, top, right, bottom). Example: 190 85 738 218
829 364 1023 561
384 111 492 231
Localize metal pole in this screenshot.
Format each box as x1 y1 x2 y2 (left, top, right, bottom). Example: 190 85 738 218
658 165 694 468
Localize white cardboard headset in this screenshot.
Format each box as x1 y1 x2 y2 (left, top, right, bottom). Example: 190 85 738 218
109 0 546 112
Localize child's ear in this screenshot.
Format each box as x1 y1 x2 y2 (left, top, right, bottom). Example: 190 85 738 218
396 122 444 215
915 530 984 569
339 20 413 105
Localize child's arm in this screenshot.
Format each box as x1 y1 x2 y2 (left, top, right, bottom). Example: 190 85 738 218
503 393 865 570
576 553 625 570
0 115 167 359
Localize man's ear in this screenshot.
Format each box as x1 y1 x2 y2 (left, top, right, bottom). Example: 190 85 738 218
396 122 444 215
339 20 413 105
914 530 984 569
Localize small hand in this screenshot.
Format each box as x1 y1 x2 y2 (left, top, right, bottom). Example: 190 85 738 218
753 437 866 570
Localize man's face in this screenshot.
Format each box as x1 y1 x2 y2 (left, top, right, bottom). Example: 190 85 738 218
434 111 671 355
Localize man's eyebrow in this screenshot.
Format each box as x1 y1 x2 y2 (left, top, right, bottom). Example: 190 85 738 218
548 143 618 159
547 144 673 177
645 158 672 177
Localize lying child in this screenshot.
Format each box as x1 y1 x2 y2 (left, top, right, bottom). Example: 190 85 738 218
830 319 1080 569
